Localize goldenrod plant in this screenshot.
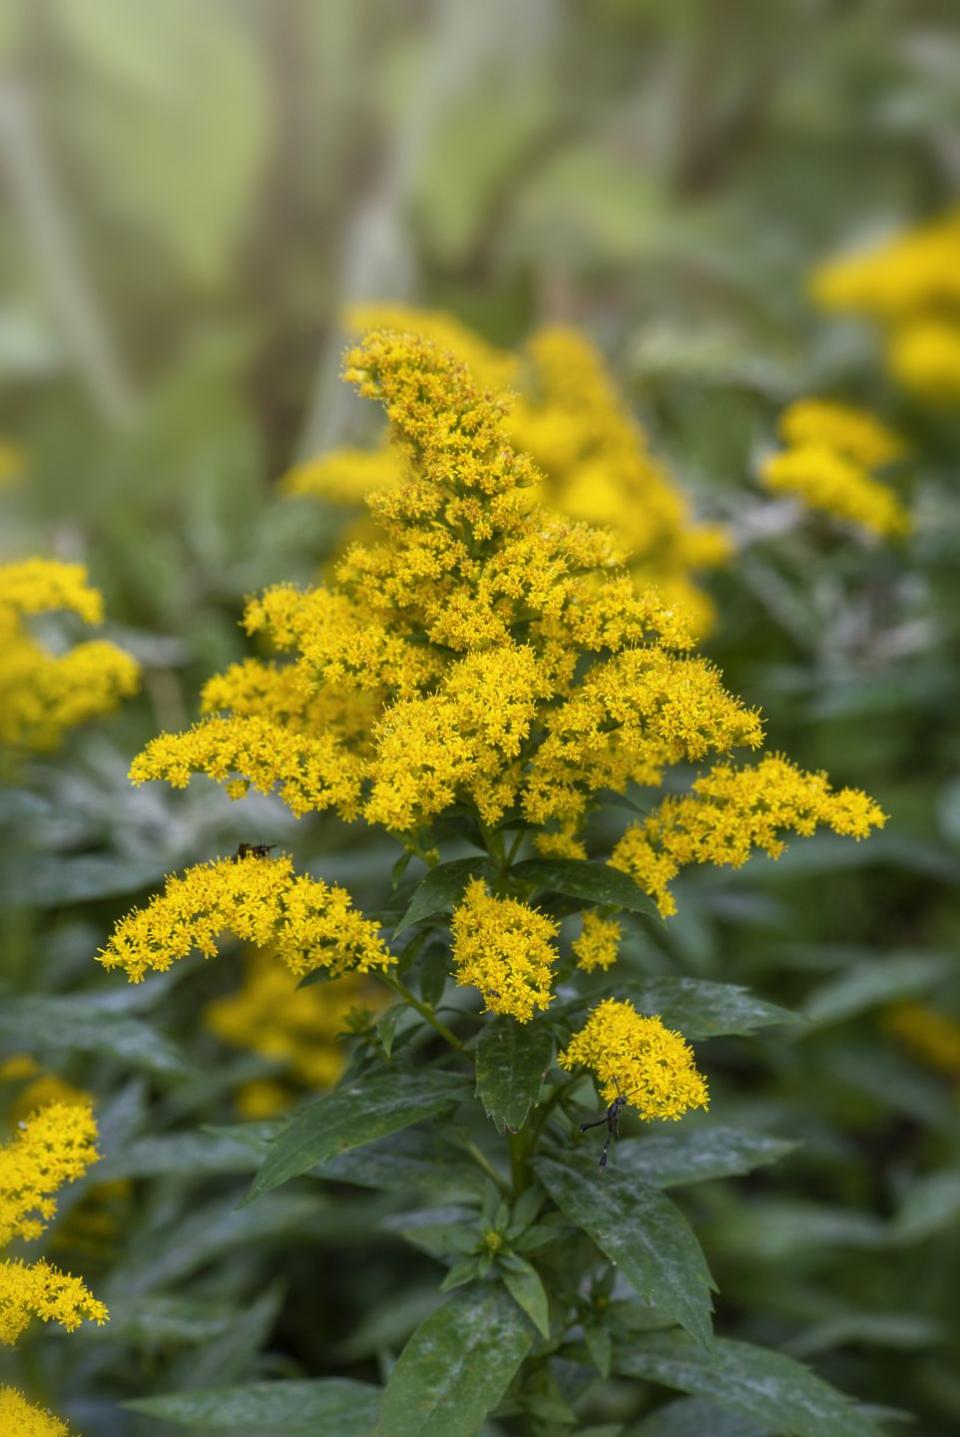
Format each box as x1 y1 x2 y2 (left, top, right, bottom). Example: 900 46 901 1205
93 331 889 1436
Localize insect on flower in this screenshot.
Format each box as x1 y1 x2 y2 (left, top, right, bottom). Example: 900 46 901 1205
233 843 277 861
578 1079 634 1170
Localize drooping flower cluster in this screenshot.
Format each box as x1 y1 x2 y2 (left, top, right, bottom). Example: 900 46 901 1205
284 306 728 635
0 558 140 751
610 755 886 917
451 880 559 1022
205 955 385 1114
560 998 709 1120
97 853 392 984
761 398 910 540
813 211 960 402
0 1102 107 1430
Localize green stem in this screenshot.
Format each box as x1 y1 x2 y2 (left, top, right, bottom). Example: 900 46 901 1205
383 972 471 1057
507 1129 530 1195
463 1140 511 1197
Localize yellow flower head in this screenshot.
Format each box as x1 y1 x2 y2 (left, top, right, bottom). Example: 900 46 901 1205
0 1386 71 1436
778 399 905 468
560 998 708 1121
888 318 960 403
281 445 406 504
97 853 392 984
572 913 621 973
450 879 558 1023
761 444 911 540
0 1257 108 1345
0 559 140 751
0 1103 100 1247
884 1002 960 1081
812 210 960 322
611 754 886 917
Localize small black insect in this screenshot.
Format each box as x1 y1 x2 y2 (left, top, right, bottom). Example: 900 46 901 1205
578 1082 633 1169
233 843 277 862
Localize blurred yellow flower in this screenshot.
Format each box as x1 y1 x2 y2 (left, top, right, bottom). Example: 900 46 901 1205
760 443 910 540
0 1386 70 1436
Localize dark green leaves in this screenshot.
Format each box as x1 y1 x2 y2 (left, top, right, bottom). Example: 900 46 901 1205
615 1331 884 1437
377 1283 533 1437
616 1126 797 1188
394 858 495 934
614 977 797 1039
511 858 658 916
534 1155 715 1345
0 993 189 1077
475 1020 554 1132
127 1378 381 1432
245 1069 470 1202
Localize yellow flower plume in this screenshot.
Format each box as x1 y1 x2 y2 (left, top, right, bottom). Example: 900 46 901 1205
0 1103 100 1247
451 880 558 1023
560 998 709 1121
0 1386 71 1436
97 853 392 984
611 754 886 917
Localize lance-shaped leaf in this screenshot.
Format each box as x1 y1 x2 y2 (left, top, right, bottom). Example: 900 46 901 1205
475 1019 554 1132
615 1126 797 1188
245 1069 470 1202
511 858 658 917
614 1330 885 1437
0 993 189 1077
613 977 797 1039
534 1155 714 1346
377 1282 533 1437
632 1395 771 1436
395 857 496 934
127 1378 381 1432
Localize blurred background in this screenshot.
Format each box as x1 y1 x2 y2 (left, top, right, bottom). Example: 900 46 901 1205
3 2 960 1434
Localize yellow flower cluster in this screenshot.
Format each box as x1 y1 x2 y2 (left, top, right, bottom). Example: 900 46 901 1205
572 913 621 973
205 953 384 1099
328 308 729 635
0 1057 89 1125
560 998 709 1120
761 398 910 540
0 559 140 751
450 880 558 1022
510 326 730 635
611 755 886 916
282 446 405 504
884 1002 960 1082
114 326 882 1015
813 210 960 401
0 1102 107 1431
0 1101 100 1245
98 853 391 984
0 1386 69 1437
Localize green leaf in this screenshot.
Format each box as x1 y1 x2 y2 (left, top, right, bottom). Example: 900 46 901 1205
631 1396 770 1436
614 1331 884 1437
616 1126 797 1188
394 858 495 935
319 1128 489 1201
0 994 188 1077
0 853 167 907
803 952 952 1026
246 1069 470 1202
613 977 797 1039
475 1020 554 1132
127 1379 380 1431
377 1282 533 1437
97 1129 262 1180
893 1168 960 1243
583 1320 613 1377
534 1156 714 1345
511 858 658 916
499 1253 551 1338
